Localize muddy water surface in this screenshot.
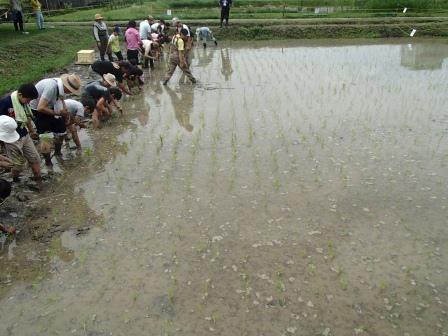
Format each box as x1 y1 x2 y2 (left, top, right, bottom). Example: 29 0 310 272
1 39 448 336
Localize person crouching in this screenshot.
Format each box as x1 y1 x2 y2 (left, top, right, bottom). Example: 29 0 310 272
81 75 123 128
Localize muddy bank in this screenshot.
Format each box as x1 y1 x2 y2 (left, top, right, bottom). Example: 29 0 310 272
0 62 141 296
213 21 448 39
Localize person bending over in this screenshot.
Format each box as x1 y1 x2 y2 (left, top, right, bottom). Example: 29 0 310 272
81 84 122 128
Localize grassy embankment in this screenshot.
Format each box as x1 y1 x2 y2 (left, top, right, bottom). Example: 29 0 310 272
0 25 93 95
45 0 448 22
43 0 448 39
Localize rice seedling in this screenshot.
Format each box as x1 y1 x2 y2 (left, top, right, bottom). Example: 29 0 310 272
339 278 348 291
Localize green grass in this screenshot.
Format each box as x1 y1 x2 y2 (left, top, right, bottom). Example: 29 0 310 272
0 25 94 95
44 0 448 22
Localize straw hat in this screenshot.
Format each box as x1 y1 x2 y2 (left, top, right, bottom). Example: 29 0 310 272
94 14 104 21
103 73 117 87
0 116 20 144
60 74 81 96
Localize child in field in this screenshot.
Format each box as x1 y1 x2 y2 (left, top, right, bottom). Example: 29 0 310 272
107 26 124 61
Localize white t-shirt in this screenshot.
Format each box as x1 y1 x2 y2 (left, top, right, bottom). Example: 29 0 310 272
150 23 159 32
139 20 151 40
141 40 153 56
176 24 190 37
30 78 64 110
151 22 165 34
54 99 84 118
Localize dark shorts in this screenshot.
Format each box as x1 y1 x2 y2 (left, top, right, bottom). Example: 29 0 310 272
32 109 67 135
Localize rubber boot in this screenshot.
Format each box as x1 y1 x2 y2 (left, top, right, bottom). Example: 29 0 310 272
54 142 63 156
31 176 43 192
43 153 52 166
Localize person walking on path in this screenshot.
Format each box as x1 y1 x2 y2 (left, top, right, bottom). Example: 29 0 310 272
0 84 42 188
219 0 232 27
93 13 113 61
125 20 142 65
31 0 44 30
107 26 123 61
163 29 196 85
10 0 27 33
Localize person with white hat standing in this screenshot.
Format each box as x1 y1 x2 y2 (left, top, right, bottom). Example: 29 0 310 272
29 73 82 166
93 13 113 61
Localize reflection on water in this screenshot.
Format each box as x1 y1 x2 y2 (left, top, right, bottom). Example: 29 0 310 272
0 39 447 336
165 85 194 132
221 48 233 81
196 46 215 67
401 42 448 70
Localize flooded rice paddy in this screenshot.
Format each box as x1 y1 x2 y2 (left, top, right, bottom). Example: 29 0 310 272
1 39 448 336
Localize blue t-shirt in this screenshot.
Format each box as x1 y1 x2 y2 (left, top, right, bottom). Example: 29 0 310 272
84 81 111 102
0 95 28 138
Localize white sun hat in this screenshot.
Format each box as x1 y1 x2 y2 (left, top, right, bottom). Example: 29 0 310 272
0 115 20 144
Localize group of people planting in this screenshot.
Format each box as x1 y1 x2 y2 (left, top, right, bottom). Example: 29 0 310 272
0 14 222 235
93 14 219 84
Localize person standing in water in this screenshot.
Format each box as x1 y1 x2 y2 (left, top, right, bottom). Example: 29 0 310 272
163 29 196 85
195 27 218 48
